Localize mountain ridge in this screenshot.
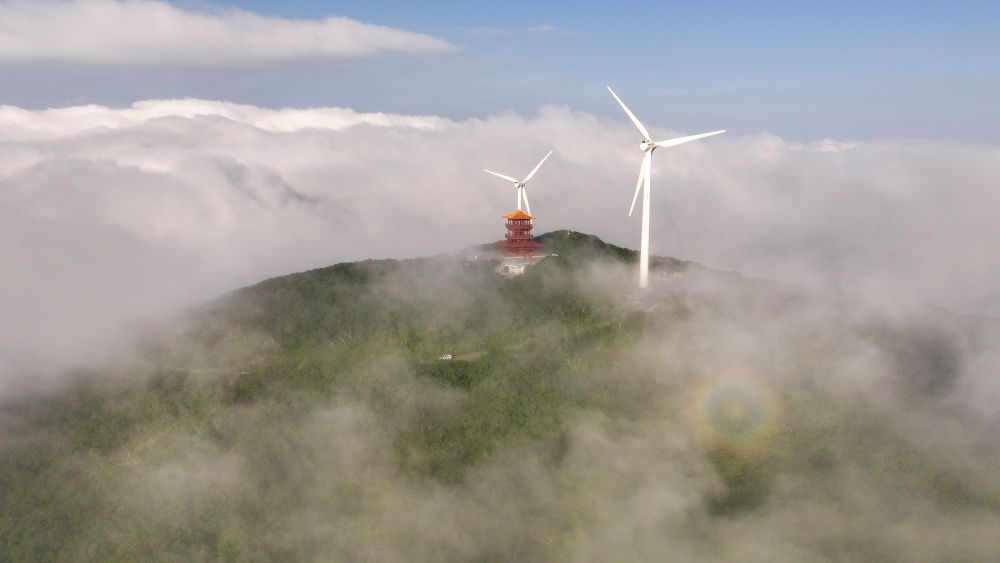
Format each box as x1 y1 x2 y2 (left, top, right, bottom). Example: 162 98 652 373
2 230 999 561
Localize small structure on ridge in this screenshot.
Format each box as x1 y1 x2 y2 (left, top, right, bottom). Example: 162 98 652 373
496 210 545 277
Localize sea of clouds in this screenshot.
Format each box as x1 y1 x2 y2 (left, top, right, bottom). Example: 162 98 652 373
2 98 999 388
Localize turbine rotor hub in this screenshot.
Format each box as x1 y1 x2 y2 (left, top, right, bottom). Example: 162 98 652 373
640 140 654 152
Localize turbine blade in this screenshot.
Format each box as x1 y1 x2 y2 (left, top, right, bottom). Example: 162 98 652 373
483 169 519 183
654 130 725 149
522 188 532 215
628 153 648 217
607 86 651 140
522 150 553 184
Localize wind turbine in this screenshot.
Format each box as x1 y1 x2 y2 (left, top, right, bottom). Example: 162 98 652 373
483 150 553 215
607 86 724 288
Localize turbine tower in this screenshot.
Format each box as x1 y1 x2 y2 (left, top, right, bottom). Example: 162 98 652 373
607 86 724 288
483 150 553 215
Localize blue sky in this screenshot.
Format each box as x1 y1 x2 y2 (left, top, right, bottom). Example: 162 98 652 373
2 1 998 142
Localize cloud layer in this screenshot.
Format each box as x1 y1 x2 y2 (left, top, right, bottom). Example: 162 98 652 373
0 0 456 67
2 98 999 388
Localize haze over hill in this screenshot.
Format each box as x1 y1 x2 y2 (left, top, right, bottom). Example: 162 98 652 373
2 231 999 561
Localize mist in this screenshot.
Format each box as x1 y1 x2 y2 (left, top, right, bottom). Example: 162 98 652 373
4 243 998 560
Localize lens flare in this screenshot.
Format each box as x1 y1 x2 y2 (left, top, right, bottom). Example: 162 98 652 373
688 367 784 453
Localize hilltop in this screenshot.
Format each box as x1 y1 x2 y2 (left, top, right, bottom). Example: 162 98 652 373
2 231 999 561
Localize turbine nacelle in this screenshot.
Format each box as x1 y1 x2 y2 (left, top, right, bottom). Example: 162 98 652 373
640 140 655 152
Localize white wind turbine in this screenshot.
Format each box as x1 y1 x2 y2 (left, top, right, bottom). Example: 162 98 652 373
607 86 724 288
483 150 553 215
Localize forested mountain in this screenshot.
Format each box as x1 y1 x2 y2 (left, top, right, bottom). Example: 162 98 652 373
3 230 999 561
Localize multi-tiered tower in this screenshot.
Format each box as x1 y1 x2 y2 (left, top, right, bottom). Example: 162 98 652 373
496 210 543 276
498 210 541 257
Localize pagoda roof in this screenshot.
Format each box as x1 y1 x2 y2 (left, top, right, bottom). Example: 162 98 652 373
502 210 535 220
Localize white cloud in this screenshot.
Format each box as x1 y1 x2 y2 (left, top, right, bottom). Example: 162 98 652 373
0 0 456 67
2 99 999 389
0 98 449 142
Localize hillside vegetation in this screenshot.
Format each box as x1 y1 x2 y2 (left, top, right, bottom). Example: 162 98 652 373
2 230 999 561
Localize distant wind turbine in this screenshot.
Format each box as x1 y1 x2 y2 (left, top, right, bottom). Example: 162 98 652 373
607 86 724 288
483 150 553 215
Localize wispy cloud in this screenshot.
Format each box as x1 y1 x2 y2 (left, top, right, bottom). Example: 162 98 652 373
465 26 514 36
0 0 457 67
466 24 564 36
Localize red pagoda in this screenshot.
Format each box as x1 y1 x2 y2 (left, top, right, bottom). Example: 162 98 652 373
497 210 542 258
